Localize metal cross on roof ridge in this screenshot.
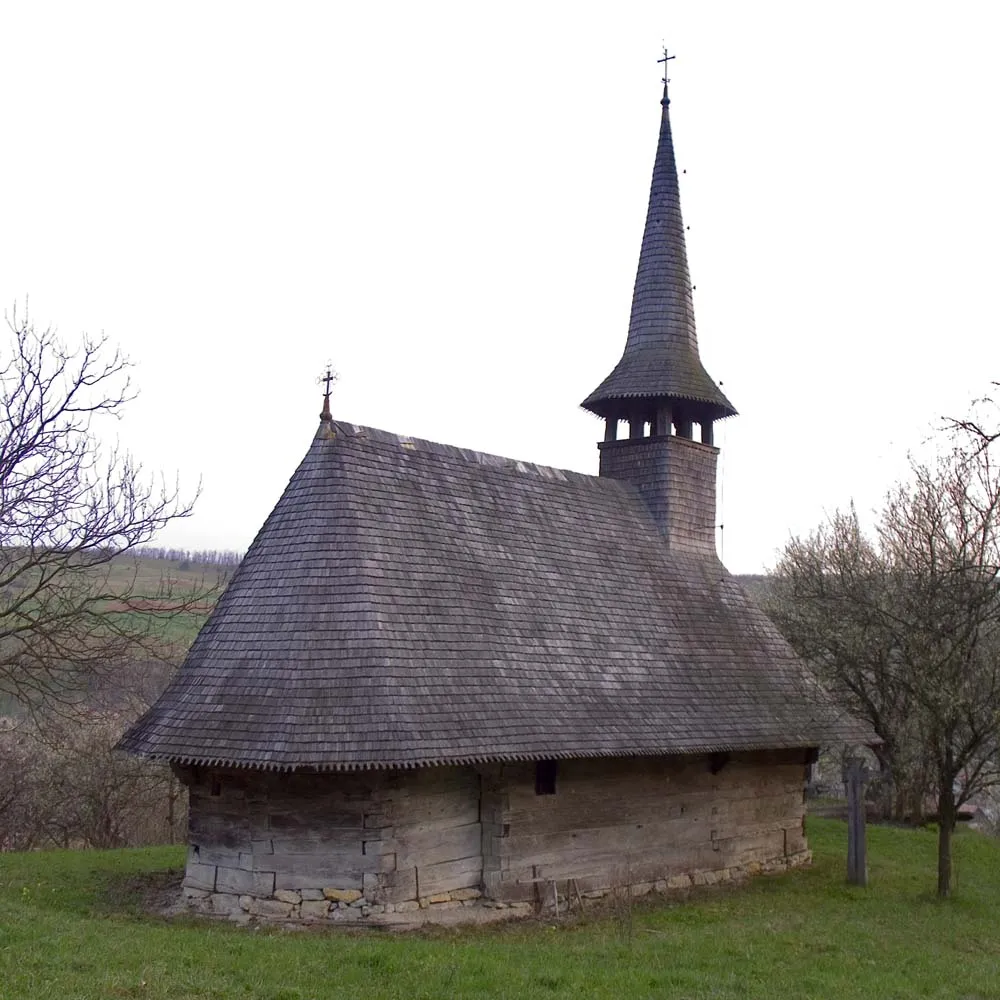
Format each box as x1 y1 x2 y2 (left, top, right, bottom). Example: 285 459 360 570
317 362 338 420
319 365 338 395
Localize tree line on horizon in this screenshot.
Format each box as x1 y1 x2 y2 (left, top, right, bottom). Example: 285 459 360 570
136 546 244 568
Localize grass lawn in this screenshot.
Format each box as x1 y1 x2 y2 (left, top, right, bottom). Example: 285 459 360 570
1 819 998 999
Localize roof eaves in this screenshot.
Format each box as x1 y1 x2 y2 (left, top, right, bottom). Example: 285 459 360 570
137 737 845 774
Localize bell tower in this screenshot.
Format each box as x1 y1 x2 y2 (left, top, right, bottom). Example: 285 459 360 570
582 56 736 556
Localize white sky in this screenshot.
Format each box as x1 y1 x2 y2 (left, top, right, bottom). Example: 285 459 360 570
3 1 998 573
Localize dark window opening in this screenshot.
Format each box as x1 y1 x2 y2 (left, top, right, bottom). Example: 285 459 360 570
210 779 222 797
535 760 558 795
709 752 729 775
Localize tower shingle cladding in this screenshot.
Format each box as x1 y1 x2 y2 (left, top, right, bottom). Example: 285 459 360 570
582 82 735 422
599 435 717 555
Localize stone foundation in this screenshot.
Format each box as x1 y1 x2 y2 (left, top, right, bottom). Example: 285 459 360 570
181 851 812 925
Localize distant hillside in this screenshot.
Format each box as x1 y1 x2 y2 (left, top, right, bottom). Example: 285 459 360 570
0 552 240 717
94 549 241 594
734 574 773 607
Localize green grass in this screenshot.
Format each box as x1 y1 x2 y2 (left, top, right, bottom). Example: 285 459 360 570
1 819 999 999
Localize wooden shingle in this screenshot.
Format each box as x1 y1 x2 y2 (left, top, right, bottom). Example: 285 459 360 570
120 420 868 771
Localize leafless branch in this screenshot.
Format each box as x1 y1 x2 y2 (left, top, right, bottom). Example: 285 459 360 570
0 305 211 709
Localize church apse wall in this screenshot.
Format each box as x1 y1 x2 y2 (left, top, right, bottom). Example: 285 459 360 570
175 765 485 921
486 751 811 904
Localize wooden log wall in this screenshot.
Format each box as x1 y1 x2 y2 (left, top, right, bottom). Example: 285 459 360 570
179 768 380 899
489 750 809 902
379 766 482 903
177 764 483 908
176 751 809 918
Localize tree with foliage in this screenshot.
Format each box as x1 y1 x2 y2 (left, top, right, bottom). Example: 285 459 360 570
768 415 1000 898
0 307 202 709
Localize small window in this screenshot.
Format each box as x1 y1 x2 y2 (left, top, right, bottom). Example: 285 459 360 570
535 760 558 795
210 779 222 797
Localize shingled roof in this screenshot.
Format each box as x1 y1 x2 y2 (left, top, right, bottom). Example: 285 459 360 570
120 419 868 771
581 78 736 422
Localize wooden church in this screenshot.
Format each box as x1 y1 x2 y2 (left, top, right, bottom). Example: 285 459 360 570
121 69 868 923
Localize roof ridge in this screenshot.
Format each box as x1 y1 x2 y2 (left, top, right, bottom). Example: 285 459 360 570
327 420 600 486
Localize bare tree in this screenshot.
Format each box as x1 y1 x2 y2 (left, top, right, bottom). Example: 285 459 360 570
769 423 1000 898
768 507 932 822
0 708 187 850
0 306 203 708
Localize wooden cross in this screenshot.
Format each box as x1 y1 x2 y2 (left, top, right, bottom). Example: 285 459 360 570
845 757 871 887
658 47 675 86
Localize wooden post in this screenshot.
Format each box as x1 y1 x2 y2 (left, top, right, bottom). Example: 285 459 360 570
846 758 870 887
655 406 672 437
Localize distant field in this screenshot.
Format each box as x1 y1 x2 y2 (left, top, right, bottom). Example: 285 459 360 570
0 554 235 715
43 554 233 660
102 552 238 598
0 818 998 999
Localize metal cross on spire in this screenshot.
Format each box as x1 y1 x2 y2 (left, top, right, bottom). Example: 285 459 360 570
317 363 338 421
658 46 675 86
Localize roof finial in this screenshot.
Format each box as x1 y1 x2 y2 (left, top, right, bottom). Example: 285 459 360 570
658 46 675 105
317 363 338 421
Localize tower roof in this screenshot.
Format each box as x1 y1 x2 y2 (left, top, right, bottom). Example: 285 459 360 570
582 71 736 422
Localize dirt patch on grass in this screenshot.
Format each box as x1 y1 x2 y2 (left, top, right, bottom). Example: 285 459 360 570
95 867 185 917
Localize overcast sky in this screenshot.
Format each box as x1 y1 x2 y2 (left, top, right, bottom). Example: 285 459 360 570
4 1 999 573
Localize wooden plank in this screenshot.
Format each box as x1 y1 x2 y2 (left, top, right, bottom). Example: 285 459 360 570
274 867 364 891
510 755 804 794
269 829 365 853
252 871 276 896
184 862 216 891
188 845 241 869
380 866 418 903
268 809 364 831
506 784 802 836
392 813 482 839
782 824 808 855
720 830 787 866
416 855 482 897
385 791 479 826
506 853 680 889
189 817 251 852
216 865 254 895
383 766 476 794
503 802 800 861
506 774 803 810
266 850 374 875
395 822 482 868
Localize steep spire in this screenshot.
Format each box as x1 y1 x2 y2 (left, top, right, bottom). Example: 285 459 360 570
582 58 736 436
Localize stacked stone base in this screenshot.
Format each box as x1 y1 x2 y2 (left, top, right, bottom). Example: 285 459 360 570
182 884 508 923
180 851 812 925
